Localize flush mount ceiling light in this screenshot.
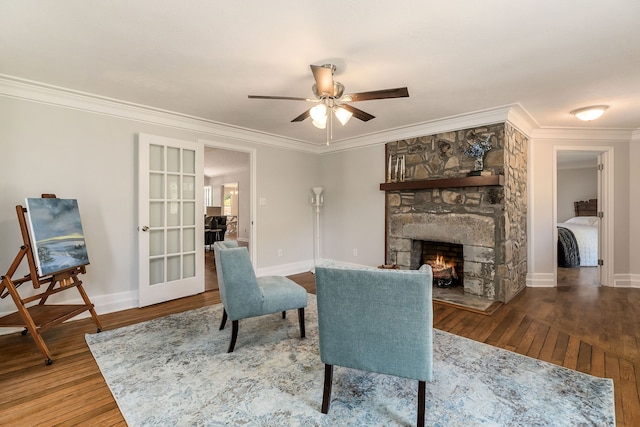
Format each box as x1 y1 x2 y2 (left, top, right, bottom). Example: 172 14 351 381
570 105 609 121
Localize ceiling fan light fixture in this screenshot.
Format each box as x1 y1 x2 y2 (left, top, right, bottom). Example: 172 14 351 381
334 107 353 125
312 116 327 129
310 103 327 122
570 105 609 121
248 64 410 143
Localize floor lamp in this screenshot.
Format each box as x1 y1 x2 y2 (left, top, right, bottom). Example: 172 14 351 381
311 187 324 270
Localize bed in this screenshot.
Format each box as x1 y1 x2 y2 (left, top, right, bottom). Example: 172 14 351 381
557 199 599 267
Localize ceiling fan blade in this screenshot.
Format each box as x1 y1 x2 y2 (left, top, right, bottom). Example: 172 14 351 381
310 64 335 97
341 104 375 122
344 87 409 102
291 109 311 122
248 95 313 101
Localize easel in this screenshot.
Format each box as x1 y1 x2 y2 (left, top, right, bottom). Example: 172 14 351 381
0 195 103 365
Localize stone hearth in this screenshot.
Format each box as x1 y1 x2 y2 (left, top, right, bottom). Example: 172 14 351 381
383 123 528 303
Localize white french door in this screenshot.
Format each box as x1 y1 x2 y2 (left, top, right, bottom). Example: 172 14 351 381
138 133 204 307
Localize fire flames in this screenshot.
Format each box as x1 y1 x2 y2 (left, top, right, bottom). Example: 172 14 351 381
427 254 458 280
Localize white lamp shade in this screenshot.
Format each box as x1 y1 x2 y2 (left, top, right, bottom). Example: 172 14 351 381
312 117 327 129
310 104 327 121
334 107 353 125
570 105 609 121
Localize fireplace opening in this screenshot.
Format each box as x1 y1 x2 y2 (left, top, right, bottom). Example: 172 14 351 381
421 241 464 288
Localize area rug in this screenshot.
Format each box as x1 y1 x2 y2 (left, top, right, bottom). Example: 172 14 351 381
86 296 615 426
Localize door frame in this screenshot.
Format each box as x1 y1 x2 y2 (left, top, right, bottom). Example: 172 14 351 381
199 138 257 268
552 145 614 286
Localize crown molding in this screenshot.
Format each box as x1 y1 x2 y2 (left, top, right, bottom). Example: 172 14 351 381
531 127 634 142
0 74 324 153
505 103 539 137
12 74 634 153
323 104 528 153
1 75 543 155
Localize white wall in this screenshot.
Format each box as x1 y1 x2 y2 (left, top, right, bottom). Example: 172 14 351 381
1 97 149 315
254 146 320 270
208 175 225 206
557 167 597 222
2 93 638 324
528 130 632 287
321 145 387 267
204 176 222 207
0 96 320 318
205 157 250 241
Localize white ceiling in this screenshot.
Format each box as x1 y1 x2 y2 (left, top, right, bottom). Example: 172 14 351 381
204 147 249 178
557 150 599 170
2 1 639 147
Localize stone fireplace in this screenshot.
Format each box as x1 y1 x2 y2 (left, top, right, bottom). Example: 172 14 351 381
382 123 528 303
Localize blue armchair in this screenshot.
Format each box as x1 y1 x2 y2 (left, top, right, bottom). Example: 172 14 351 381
315 263 433 427
213 241 308 352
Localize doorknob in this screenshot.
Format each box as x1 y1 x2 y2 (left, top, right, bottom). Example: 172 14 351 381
140 226 150 232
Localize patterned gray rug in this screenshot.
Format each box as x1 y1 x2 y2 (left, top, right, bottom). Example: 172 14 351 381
86 296 615 426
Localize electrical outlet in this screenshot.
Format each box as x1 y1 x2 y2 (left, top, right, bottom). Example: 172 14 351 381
352 248 358 256
277 249 283 257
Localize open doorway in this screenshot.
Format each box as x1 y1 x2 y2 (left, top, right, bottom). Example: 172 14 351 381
204 147 251 243
203 146 253 291
554 147 613 287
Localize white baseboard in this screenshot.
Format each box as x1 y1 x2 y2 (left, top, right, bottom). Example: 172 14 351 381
526 272 640 288
254 258 376 277
613 274 640 288
0 290 138 336
526 273 555 287
322 260 376 269
90 290 138 314
255 259 316 277
0 258 320 336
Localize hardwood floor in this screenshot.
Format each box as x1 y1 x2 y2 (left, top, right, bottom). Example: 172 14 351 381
1 273 638 425
204 248 218 291
204 234 246 291
558 266 600 286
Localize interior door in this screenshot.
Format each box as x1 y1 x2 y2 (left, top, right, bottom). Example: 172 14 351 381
597 152 604 285
138 133 204 307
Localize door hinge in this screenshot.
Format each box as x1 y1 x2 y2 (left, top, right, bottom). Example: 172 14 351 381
598 259 604 266
598 163 604 171
598 212 604 218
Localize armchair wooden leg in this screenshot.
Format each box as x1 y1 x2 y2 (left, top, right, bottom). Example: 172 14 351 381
321 364 333 414
282 311 286 319
219 309 228 330
417 380 426 427
298 307 306 338
228 320 238 353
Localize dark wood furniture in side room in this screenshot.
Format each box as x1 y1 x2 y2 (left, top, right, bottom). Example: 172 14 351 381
574 199 598 217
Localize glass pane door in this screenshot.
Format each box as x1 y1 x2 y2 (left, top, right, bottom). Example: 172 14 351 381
138 134 203 307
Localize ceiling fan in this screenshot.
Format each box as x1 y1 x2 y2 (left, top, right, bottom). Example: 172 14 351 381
248 64 409 142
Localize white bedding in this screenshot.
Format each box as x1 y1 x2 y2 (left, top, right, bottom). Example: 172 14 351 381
558 219 599 266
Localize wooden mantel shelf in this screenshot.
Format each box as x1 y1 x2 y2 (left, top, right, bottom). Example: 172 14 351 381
380 175 504 191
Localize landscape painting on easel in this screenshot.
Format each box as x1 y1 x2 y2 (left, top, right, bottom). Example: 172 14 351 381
25 198 89 276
